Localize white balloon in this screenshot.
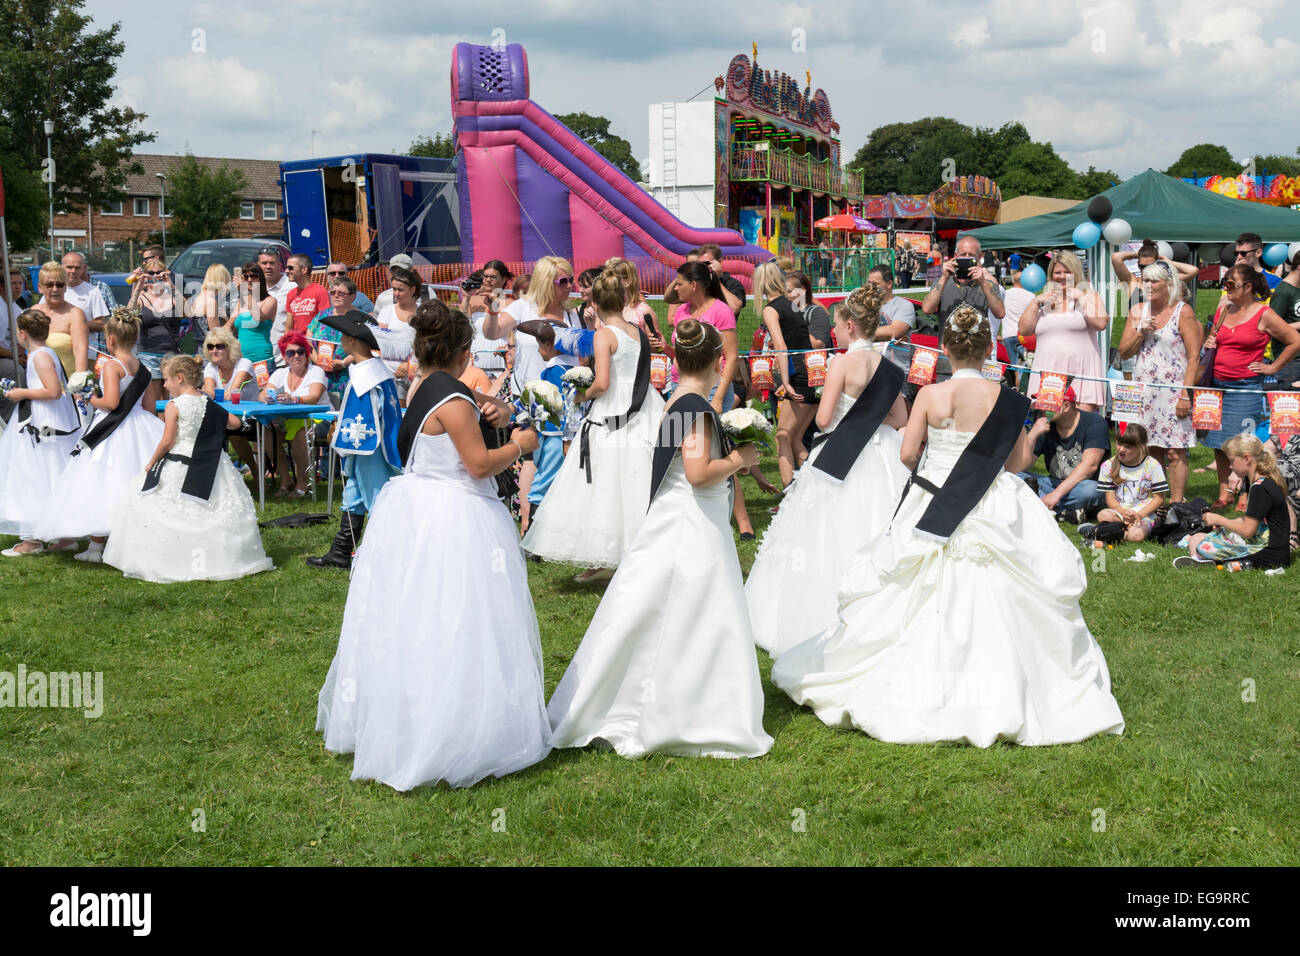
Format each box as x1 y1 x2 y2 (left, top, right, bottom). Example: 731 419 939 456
1102 218 1132 244
1156 240 1173 259
1290 241 1300 263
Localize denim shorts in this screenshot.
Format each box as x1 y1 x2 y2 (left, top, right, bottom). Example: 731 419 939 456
137 351 167 380
663 381 736 411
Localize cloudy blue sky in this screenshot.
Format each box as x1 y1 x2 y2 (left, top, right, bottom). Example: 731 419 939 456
93 0 1300 176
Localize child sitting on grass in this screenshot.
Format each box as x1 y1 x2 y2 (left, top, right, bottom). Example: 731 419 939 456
1078 424 1167 543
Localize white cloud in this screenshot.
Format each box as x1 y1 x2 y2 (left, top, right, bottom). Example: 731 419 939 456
951 17 990 48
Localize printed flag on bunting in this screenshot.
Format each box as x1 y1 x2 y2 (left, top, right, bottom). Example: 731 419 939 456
1032 372 1068 413
1110 381 1144 424
1268 392 1300 439
1192 389 1222 431
907 347 938 386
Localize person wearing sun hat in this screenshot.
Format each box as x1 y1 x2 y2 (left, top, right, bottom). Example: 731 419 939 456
307 310 403 569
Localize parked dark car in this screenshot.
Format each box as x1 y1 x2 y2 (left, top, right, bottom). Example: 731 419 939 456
92 238 292 304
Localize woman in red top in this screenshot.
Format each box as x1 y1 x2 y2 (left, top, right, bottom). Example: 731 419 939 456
1203 265 1300 507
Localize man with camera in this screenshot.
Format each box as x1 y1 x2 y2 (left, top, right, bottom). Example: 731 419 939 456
921 236 1006 338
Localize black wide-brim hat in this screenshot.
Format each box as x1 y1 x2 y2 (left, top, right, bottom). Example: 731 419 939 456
318 309 380 352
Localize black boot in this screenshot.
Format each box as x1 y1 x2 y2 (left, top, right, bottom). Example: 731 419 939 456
306 511 365 569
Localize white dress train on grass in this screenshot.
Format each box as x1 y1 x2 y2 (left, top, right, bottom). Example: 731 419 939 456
522 326 664 568
317 397 552 790
0 347 81 539
746 389 909 658
772 424 1125 747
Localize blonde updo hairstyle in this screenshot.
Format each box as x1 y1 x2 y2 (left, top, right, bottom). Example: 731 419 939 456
162 354 203 389
673 318 722 374
105 307 142 351
942 304 993 364
591 268 627 315
842 284 886 339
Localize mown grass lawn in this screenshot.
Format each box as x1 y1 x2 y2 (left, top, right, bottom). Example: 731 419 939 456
2 290 1295 866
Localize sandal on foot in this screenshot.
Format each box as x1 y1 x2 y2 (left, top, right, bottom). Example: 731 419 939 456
2 541 45 557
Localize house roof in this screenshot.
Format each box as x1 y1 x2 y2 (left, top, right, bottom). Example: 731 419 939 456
125 154 281 201
995 195 1079 224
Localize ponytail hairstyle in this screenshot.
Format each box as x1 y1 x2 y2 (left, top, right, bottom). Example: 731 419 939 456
673 317 723 374
941 304 992 364
675 261 725 304
1222 433 1285 491
1226 264 1271 301
604 257 645 305
106 306 142 351
410 298 472 369
591 267 627 316
842 284 886 339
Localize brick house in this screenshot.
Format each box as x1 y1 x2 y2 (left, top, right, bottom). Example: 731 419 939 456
49 153 283 258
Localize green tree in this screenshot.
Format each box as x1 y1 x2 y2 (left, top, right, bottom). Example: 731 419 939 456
554 112 641 181
1075 166 1122 197
0 153 49 252
996 141 1079 199
1165 143 1239 178
848 117 971 194
165 154 248 247
0 0 155 217
1254 153 1300 177
408 133 455 159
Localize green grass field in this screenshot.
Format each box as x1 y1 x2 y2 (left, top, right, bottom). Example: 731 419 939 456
2 288 1295 867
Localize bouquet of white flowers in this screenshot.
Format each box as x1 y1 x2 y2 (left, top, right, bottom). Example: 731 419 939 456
719 406 774 448
65 370 98 415
515 379 564 431
561 366 594 390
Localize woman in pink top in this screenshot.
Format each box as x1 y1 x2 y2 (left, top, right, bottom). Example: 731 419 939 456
1021 251 1108 411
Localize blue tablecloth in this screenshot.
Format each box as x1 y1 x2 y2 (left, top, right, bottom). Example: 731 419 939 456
155 400 335 422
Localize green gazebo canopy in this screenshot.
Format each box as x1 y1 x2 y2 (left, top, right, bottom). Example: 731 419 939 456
963 168 1300 248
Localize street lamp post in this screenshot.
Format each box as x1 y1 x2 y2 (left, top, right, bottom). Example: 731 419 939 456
156 172 167 259
44 119 54 260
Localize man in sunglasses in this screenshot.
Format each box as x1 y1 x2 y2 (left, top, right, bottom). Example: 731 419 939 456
324 263 374 313
285 254 330 338
1230 233 1281 291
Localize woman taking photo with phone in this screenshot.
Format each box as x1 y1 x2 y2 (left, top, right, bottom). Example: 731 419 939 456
128 257 185 413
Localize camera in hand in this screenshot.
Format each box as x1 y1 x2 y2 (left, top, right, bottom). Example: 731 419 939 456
461 276 483 292
954 257 976 280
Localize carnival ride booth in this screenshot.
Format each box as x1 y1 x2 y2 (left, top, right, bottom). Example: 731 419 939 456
453 42 767 289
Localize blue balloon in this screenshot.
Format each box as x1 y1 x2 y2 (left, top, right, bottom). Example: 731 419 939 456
1072 221 1101 250
1263 243 1289 267
1020 263 1047 293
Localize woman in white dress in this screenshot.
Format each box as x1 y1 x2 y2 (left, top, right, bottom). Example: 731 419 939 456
772 306 1124 747
103 356 273 583
0 309 82 556
548 318 773 759
747 286 910 658
38 309 164 562
316 306 551 791
523 268 665 581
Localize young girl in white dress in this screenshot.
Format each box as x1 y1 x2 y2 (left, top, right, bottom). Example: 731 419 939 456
103 356 273 583
746 286 911 658
316 306 552 791
522 268 665 582
0 309 83 556
772 306 1125 747
38 309 165 562
547 319 773 759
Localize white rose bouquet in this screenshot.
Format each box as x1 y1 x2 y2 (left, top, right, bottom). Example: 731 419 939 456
561 366 594 390
719 406 774 448
515 379 564 431
66 369 99 415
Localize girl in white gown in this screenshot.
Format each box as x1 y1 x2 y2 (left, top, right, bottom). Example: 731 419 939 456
317 304 552 790
103 355 273 583
523 268 665 580
747 286 910 657
38 310 164 562
0 309 82 555
548 318 773 759
772 306 1124 747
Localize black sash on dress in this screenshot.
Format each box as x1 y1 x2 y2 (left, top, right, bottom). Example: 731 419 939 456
398 371 474 465
649 391 732 508
579 327 652 483
810 359 904 481
141 398 231 501
896 386 1031 542
74 365 152 454
17 350 78 445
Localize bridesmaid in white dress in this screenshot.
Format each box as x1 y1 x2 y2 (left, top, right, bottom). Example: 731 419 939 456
772 306 1124 747
548 318 773 759
747 285 910 657
317 306 552 790
103 356 273 583
523 268 665 581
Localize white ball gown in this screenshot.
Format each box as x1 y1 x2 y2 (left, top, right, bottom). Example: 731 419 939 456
746 349 910 658
102 393 273 582
316 403 552 790
547 407 773 759
37 358 165 539
522 326 665 567
0 347 81 538
771 418 1125 748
